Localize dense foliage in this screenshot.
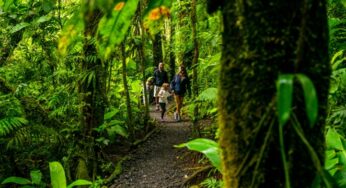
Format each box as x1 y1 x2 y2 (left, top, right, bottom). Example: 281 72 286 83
0 0 344 187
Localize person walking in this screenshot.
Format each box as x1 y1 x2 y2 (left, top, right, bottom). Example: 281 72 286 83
170 65 191 121
153 62 168 111
158 83 171 121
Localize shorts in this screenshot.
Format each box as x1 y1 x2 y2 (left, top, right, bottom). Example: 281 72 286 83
153 85 161 97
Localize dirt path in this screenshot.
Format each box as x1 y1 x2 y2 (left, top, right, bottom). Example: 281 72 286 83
111 106 191 188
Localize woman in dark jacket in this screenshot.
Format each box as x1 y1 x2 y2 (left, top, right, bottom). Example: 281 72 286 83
170 65 190 121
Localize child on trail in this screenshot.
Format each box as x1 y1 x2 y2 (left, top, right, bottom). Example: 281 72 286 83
158 83 171 121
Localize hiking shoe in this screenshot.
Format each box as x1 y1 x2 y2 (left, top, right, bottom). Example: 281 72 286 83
177 114 181 122
155 105 160 111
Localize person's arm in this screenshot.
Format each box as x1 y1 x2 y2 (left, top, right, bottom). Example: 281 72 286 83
158 90 164 98
170 76 176 92
153 70 157 84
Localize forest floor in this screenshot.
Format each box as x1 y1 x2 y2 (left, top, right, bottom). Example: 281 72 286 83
111 104 193 188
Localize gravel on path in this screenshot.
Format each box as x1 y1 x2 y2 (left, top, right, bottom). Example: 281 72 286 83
111 107 191 188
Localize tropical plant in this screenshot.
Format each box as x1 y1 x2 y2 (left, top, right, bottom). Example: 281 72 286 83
2 161 92 188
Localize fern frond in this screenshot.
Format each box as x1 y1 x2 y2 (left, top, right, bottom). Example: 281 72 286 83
0 117 28 137
6 124 62 149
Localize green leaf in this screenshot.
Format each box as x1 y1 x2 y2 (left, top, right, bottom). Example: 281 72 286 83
10 22 30 33
49 161 67 188
2 0 14 11
326 128 344 150
67 179 92 188
97 0 140 59
326 150 336 160
34 15 52 24
276 74 294 127
1 177 31 185
42 0 55 12
175 138 221 172
296 74 318 127
197 87 217 102
30 170 42 185
104 109 119 120
107 124 128 138
325 157 339 170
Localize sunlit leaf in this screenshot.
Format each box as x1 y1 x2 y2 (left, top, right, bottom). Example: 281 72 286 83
67 180 92 188
276 74 294 127
326 128 344 150
197 87 217 102
49 162 66 188
34 15 52 25
296 74 318 127
104 109 119 120
97 0 139 59
10 22 30 33
107 124 128 138
1 177 31 185
175 138 221 172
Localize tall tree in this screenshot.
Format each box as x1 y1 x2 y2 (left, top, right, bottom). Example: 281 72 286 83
152 32 163 66
77 1 107 180
215 0 330 187
191 0 199 124
121 41 134 139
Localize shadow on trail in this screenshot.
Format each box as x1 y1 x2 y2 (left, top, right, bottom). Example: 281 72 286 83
111 105 191 188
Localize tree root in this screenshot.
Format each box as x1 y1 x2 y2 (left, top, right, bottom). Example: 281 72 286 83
181 165 213 186
104 156 131 184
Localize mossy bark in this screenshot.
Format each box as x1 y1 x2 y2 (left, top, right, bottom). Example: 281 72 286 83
76 1 107 180
218 1 330 187
152 32 163 67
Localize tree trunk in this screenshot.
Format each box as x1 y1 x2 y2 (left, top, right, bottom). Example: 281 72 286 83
138 1 150 128
218 1 330 187
152 32 163 67
169 15 176 81
77 1 107 180
191 0 199 124
121 41 134 140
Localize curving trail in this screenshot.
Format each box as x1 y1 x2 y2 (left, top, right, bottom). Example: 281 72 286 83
111 105 191 188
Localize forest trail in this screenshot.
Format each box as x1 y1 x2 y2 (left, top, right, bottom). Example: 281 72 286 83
111 105 191 188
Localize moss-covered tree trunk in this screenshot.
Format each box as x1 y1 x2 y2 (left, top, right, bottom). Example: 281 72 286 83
77 1 107 180
217 0 330 187
191 0 199 124
121 41 134 140
152 32 163 67
139 1 150 128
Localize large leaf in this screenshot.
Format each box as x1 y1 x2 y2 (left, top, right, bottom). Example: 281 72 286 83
296 74 318 127
1 177 31 185
104 109 119 120
276 74 294 127
175 138 221 172
326 128 344 151
97 0 139 59
10 22 30 33
67 180 92 188
49 161 66 188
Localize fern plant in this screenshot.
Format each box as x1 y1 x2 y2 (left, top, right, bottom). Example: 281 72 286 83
200 177 223 188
